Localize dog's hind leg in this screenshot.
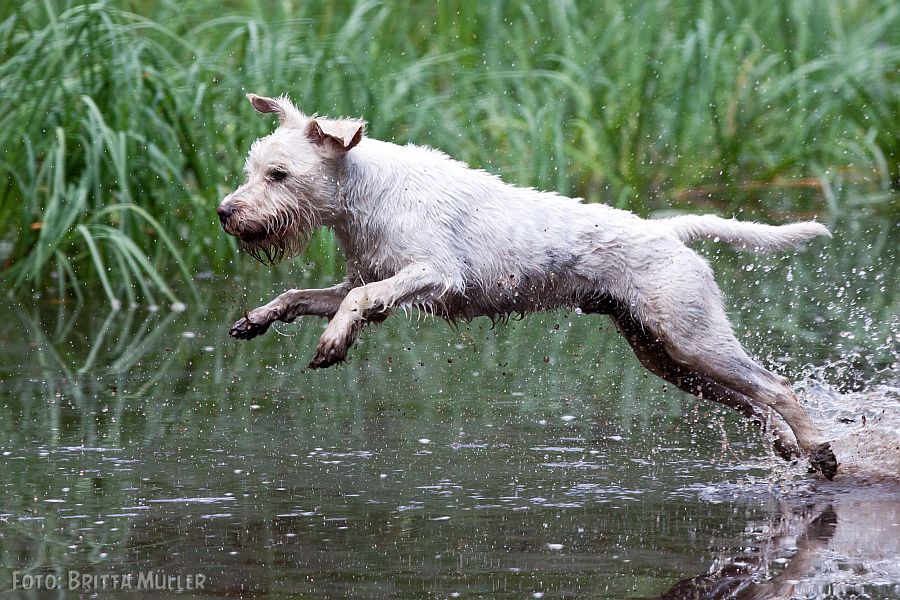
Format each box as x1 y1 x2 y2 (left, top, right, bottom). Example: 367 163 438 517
627 262 838 479
681 346 837 479
581 298 800 460
580 244 836 478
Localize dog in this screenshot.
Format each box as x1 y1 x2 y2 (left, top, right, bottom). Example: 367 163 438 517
217 93 838 479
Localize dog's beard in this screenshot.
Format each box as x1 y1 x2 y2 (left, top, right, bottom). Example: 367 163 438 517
239 234 308 266
235 209 320 267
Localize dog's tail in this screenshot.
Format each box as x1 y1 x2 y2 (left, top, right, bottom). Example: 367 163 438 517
661 214 831 253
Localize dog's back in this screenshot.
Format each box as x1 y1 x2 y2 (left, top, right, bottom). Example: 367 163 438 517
338 137 831 319
339 138 661 313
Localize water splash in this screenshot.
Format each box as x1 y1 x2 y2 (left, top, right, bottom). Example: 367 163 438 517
799 379 900 482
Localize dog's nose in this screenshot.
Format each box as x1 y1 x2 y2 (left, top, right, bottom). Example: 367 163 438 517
217 202 235 222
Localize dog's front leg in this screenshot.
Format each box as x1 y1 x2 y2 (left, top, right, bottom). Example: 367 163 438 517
308 264 447 368
230 282 352 340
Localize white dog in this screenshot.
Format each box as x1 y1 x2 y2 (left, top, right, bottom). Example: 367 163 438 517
217 93 837 479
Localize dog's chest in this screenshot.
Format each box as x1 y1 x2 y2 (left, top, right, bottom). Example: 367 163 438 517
334 223 410 282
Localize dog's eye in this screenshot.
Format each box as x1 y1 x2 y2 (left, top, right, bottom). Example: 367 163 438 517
268 169 288 182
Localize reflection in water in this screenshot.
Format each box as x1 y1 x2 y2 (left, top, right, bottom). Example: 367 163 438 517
659 487 900 599
658 503 840 600
0 224 898 598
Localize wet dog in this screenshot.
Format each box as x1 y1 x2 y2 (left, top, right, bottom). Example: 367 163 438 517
217 93 838 479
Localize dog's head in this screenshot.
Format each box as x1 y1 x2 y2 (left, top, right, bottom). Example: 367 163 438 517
217 94 365 265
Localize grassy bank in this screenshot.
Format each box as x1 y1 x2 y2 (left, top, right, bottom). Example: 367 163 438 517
0 0 897 307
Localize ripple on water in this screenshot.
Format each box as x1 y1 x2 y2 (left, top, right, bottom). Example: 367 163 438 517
147 497 237 504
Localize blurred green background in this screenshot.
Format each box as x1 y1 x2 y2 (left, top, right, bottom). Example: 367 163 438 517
0 0 897 307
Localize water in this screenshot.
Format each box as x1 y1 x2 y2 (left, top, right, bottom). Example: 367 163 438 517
1 222 897 598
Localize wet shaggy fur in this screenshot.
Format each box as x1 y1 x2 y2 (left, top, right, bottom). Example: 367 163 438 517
217 93 838 479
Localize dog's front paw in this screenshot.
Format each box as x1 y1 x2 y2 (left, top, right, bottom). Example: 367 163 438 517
308 333 350 369
230 310 273 340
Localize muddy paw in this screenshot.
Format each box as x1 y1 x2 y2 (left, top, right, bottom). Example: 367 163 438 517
809 442 838 480
308 337 348 369
229 313 272 340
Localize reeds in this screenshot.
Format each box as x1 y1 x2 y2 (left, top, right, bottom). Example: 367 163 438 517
1 0 896 306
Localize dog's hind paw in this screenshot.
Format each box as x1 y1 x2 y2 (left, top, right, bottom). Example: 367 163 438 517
809 442 838 480
230 314 271 340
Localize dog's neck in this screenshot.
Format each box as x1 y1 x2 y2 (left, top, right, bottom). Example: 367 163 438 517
322 141 413 282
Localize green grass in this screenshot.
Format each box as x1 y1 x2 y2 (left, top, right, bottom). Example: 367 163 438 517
0 0 897 307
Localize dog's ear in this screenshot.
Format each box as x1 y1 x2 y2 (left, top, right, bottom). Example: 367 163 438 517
305 117 365 158
247 93 303 126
